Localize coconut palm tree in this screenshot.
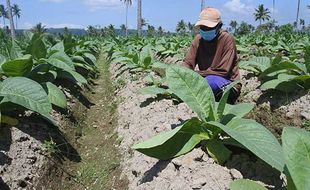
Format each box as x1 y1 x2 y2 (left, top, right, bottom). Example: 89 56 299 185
6 0 15 39
137 0 142 36
176 20 186 33
141 18 148 29
254 4 271 26
147 25 155 37
229 20 238 34
299 18 305 30
121 0 132 37
120 24 126 36
201 0 205 11
31 23 47 34
187 22 194 33
12 4 20 29
296 0 300 28
157 26 164 36
0 4 5 27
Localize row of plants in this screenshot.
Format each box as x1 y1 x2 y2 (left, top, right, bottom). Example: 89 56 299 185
102 32 310 190
0 32 100 126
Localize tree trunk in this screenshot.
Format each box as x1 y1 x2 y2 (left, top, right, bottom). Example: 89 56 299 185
296 0 300 29
126 3 128 37
201 0 205 11
6 0 15 40
15 16 17 29
272 0 275 20
137 0 142 36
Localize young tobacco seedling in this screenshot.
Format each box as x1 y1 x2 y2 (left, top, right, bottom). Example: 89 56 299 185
133 65 284 171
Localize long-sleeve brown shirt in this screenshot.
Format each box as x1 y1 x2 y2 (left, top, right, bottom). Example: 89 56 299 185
183 30 240 81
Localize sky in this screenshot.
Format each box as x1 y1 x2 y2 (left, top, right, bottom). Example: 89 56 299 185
1 0 310 31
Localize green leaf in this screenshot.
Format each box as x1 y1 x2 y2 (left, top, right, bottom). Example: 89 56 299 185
260 62 304 78
230 179 268 190
166 66 215 122
2 55 33 77
239 57 271 73
221 103 254 124
217 81 239 120
137 86 169 96
0 77 52 116
282 127 310 190
51 41 65 52
83 52 97 65
208 118 284 172
111 57 132 64
0 55 6 65
47 52 75 71
132 118 208 160
26 34 47 60
42 82 67 109
205 139 231 164
57 70 87 84
10 41 23 59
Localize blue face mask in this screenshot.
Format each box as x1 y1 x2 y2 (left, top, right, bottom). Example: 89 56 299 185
199 29 217 41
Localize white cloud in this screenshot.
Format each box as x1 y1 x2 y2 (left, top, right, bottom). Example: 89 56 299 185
21 22 84 29
83 0 123 11
223 0 253 15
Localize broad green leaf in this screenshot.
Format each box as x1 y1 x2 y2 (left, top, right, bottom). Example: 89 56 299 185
239 57 271 73
83 52 97 65
142 56 152 69
47 52 75 71
260 62 304 78
10 41 23 59
111 57 132 64
137 86 169 96
252 57 271 71
230 179 268 190
51 41 65 52
220 103 254 124
0 55 6 65
261 79 300 92
42 82 67 109
166 66 215 122
0 77 52 116
1 55 33 77
217 81 239 120
205 139 231 164
208 118 284 172
57 70 87 84
26 34 47 60
132 118 208 160
282 127 310 190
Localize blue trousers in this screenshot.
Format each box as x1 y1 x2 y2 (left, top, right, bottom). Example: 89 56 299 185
205 75 231 95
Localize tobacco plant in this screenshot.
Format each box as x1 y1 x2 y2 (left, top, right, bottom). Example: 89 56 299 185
133 66 284 171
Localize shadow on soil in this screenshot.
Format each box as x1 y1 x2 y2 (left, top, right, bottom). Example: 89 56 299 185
140 160 170 184
256 90 308 110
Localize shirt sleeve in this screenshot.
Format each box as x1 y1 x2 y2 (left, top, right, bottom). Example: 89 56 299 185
206 36 237 78
182 35 200 70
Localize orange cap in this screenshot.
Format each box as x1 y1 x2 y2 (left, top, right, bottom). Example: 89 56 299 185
195 7 221 28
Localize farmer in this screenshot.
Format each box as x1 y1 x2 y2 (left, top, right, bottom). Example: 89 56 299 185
183 7 241 103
